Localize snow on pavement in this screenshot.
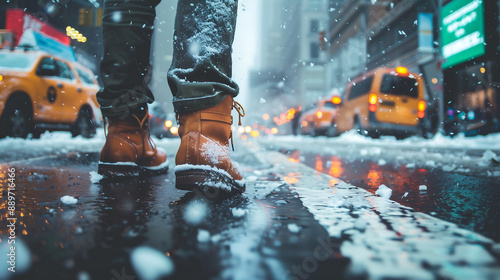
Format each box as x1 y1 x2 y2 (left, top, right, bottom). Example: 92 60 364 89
375 184 392 199
2 130 499 177
256 131 500 177
0 131 182 163
253 145 500 279
257 130 500 153
1 130 499 279
0 131 105 162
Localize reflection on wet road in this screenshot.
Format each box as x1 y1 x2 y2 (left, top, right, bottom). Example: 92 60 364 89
0 151 342 280
286 150 500 242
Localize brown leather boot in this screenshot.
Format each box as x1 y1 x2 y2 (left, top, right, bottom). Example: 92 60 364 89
174 95 245 194
98 112 168 177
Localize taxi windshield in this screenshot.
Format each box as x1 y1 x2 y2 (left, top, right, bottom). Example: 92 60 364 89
0 52 38 70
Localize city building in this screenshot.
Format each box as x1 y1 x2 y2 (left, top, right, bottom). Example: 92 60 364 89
293 0 330 106
326 0 387 94
248 0 300 123
249 0 330 126
441 0 500 135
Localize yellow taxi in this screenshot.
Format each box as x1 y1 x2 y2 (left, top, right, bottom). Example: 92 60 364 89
336 67 426 138
0 49 101 138
299 96 342 137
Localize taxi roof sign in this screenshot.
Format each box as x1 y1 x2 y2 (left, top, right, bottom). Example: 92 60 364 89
18 30 76 62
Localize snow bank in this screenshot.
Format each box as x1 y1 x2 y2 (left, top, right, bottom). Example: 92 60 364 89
0 131 180 160
265 131 500 152
0 131 105 154
259 132 500 177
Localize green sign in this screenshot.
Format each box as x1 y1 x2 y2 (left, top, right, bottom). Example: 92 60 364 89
441 0 485 69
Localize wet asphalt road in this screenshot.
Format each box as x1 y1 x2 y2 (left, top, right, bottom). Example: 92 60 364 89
0 148 346 280
1 135 500 280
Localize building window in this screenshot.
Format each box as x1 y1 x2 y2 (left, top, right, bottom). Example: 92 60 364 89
310 19 319 33
310 42 320 59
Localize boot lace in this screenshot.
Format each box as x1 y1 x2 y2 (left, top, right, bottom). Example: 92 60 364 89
132 111 157 153
230 100 246 151
232 100 245 126
102 112 149 137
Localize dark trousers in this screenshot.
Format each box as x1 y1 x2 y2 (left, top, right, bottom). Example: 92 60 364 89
97 0 239 119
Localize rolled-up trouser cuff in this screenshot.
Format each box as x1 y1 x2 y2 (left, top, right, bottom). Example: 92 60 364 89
168 61 239 113
169 79 238 113
97 88 152 119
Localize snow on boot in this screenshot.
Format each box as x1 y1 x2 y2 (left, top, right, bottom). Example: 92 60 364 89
98 112 168 177
174 95 245 194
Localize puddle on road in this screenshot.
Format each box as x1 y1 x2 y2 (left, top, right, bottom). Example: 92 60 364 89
282 150 500 242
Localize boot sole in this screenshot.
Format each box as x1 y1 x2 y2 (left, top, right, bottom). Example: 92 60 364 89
98 161 169 178
175 167 245 195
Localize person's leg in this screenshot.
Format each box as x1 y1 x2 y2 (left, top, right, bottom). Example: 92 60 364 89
168 0 245 193
97 0 168 177
98 0 160 119
167 0 239 113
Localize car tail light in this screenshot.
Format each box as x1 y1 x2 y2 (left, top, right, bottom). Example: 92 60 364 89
418 100 426 118
331 96 342 104
396 66 408 75
368 93 378 112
